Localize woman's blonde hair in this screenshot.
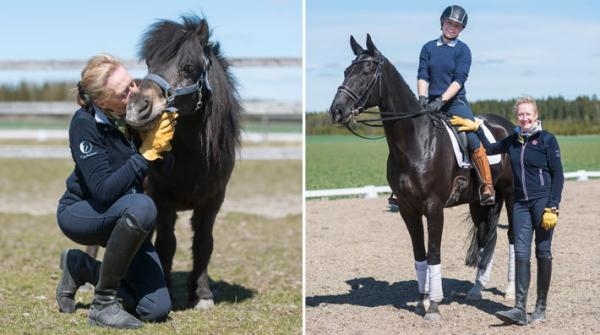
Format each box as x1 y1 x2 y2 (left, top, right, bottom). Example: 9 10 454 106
513 95 538 114
76 53 123 107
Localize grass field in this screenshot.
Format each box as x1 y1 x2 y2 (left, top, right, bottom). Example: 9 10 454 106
0 158 302 334
306 134 600 190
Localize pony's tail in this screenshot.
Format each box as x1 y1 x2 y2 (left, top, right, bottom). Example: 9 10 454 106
464 200 502 269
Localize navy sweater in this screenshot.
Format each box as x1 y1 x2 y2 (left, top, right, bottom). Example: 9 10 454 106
477 128 564 208
59 105 149 209
417 38 471 99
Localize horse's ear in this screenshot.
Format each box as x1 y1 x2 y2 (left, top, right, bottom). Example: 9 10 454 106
196 19 209 45
366 33 378 55
350 35 364 56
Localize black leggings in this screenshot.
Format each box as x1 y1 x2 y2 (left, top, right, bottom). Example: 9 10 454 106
57 193 171 321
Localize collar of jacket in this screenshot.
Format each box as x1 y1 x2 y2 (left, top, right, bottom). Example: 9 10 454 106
436 36 458 47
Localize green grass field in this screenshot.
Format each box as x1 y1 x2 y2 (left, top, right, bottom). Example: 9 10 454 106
306 134 600 190
0 158 301 334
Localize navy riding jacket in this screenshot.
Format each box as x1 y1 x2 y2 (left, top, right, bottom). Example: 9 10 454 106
59 104 149 209
477 127 564 208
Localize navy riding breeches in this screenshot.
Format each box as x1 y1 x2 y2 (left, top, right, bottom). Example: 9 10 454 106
512 197 554 261
57 193 171 321
444 97 481 153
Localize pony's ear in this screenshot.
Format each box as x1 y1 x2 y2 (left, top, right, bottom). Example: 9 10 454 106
350 35 364 56
366 33 378 55
196 19 209 45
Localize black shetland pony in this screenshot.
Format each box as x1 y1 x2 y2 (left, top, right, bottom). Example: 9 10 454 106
329 35 515 320
125 15 242 309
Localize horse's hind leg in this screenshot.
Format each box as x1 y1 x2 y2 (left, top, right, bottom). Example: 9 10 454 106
189 196 223 310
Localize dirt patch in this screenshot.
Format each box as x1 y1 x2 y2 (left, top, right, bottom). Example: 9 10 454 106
306 180 600 335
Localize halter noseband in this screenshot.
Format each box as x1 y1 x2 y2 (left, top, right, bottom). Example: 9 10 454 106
336 52 383 117
143 63 212 112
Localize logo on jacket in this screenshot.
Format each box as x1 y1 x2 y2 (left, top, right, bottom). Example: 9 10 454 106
79 140 97 159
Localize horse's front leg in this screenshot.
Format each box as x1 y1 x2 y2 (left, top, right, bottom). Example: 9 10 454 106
189 195 223 310
398 209 428 316
423 203 445 321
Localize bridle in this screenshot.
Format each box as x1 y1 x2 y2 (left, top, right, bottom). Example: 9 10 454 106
336 51 436 139
336 52 383 118
143 58 212 113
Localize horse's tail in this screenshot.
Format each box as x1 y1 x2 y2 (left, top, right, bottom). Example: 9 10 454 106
464 199 502 269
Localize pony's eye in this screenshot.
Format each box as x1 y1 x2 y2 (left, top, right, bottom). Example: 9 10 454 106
181 64 195 75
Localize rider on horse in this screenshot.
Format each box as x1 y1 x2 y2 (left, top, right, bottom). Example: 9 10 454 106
417 5 495 206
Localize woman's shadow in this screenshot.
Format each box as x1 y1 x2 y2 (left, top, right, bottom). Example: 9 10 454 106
305 276 509 316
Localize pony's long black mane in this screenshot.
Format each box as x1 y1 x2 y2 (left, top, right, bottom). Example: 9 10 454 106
139 15 242 167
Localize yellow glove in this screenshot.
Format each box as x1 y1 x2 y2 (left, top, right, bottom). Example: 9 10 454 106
542 208 559 230
450 116 482 132
139 112 178 161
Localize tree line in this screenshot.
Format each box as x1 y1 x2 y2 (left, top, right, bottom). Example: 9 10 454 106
307 95 600 136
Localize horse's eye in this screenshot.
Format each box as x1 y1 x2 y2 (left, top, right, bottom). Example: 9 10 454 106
363 62 373 74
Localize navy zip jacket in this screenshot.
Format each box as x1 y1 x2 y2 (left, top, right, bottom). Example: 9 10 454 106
59 105 149 209
477 127 564 208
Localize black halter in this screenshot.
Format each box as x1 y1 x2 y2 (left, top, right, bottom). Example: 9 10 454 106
143 66 212 113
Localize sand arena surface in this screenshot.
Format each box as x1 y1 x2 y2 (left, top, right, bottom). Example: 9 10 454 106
306 179 600 335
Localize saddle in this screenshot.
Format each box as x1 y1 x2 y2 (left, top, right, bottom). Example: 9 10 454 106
438 115 502 168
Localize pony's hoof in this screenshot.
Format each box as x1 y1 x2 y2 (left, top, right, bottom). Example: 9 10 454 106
194 298 215 310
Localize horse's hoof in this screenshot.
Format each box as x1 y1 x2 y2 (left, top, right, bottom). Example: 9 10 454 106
414 303 426 316
466 284 482 300
423 301 442 321
194 298 215 310
424 311 442 321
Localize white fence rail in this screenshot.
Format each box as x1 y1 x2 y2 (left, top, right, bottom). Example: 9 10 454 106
305 170 600 199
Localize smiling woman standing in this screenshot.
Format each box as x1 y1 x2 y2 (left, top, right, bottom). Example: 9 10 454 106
450 96 565 326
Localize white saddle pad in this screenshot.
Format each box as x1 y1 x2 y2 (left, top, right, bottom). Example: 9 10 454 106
444 117 502 168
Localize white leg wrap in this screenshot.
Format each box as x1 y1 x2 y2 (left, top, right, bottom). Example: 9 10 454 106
476 254 494 287
507 244 515 283
428 264 443 302
415 260 428 294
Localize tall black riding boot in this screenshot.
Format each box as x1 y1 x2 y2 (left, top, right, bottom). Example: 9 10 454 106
495 260 530 325
530 256 552 323
56 249 101 313
88 213 149 329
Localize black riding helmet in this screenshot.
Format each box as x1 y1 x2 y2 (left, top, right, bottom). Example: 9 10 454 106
440 5 468 28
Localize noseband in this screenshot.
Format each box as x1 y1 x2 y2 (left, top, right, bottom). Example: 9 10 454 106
143 63 212 113
336 52 383 117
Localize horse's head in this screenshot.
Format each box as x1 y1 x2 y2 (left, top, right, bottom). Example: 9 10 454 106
330 34 383 125
126 15 212 130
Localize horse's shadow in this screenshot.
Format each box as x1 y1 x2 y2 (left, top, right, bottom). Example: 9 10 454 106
305 277 509 316
170 271 256 311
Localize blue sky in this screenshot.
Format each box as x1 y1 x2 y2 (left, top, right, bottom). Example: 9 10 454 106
307 0 600 111
0 0 302 102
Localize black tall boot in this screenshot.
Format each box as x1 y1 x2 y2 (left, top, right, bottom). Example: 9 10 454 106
529 256 552 323
88 213 148 329
56 249 101 313
495 260 530 325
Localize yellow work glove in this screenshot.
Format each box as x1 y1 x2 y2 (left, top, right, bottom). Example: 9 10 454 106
542 208 559 230
139 112 178 161
450 116 482 132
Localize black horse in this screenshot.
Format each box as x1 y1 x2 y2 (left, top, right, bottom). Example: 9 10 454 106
329 35 515 320
125 15 242 309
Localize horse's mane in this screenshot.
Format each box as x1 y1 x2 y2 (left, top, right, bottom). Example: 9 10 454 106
139 15 242 168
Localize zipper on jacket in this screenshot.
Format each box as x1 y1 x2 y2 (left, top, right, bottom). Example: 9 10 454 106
520 142 528 200
538 168 544 186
